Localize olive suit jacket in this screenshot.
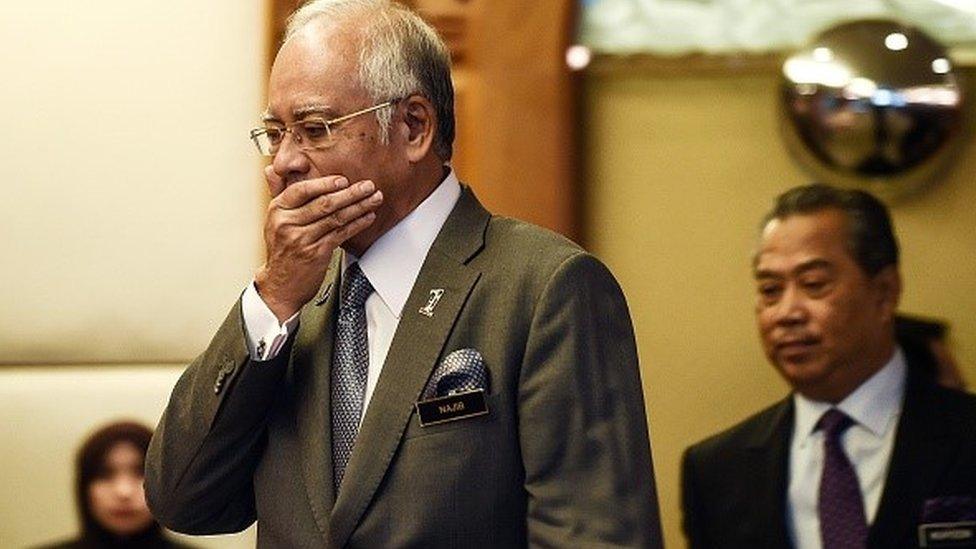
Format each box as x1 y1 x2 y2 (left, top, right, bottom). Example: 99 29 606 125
681 364 976 549
146 187 663 548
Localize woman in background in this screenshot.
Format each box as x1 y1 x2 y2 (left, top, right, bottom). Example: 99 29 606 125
37 421 194 549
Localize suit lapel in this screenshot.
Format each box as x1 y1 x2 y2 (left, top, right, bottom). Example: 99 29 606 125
293 251 343 542
869 368 957 548
745 398 794 547
329 187 490 547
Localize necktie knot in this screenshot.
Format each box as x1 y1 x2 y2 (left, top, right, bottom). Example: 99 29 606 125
817 408 854 439
341 263 373 310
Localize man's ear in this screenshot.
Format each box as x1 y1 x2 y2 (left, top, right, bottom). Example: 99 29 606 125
872 265 902 322
400 95 436 163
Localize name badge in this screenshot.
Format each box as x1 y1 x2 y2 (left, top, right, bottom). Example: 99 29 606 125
415 389 489 427
920 522 976 547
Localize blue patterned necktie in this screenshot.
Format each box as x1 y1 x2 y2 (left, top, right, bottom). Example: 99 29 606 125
817 408 868 549
331 263 373 491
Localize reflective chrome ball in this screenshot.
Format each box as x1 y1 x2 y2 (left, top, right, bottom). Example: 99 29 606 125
780 20 965 199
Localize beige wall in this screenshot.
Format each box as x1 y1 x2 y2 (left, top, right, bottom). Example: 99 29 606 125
0 1 265 547
582 66 976 548
0 0 266 364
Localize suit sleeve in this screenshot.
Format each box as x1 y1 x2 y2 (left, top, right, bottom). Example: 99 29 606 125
518 252 663 548
145 300 290 534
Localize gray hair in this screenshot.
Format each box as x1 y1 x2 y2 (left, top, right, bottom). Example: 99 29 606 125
286 0 455 160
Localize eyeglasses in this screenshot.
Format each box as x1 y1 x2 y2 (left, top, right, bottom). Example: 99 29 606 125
249 100 396 156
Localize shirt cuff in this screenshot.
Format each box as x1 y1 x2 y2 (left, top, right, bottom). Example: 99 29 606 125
241 281 300 361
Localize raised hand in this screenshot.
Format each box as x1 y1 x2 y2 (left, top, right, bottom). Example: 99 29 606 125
255 170 382 322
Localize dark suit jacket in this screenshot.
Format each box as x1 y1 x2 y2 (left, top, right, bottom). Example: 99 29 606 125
146 187 662 548
681 365 976 549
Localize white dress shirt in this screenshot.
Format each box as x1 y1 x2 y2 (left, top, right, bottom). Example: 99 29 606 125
240 170 461 413
787 348 907 549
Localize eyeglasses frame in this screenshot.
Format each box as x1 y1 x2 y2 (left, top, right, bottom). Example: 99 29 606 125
249 99 398 156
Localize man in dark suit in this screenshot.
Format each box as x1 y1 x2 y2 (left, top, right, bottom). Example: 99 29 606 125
681 184 976 549
144 1 662 547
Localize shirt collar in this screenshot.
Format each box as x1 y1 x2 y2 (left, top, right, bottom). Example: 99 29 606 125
343 168 461 318
793 347 907 443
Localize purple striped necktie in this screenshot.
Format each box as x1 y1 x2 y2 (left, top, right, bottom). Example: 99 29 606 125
817 408 868 549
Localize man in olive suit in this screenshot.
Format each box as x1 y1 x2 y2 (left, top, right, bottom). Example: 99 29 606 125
145 1 662 547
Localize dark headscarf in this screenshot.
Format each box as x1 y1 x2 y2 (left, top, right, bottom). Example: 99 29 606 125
74 421 161 546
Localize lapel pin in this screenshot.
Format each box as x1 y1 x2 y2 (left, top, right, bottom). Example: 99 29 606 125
314 283 333 306
419 288 445 317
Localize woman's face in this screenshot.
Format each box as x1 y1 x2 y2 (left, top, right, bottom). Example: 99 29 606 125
87 442 154 537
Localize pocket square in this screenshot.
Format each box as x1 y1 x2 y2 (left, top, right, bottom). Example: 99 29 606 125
421 348 489 400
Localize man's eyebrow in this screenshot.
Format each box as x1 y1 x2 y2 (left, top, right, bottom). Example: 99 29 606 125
794 259 833 275
293 105 336 119
753 258 833 279
753 269 781 280
261 105 336 123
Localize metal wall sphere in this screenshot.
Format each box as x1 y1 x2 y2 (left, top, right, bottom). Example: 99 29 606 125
780 20 965 199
